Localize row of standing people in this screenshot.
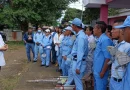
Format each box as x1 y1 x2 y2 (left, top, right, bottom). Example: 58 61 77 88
56 17 130 90
23 16 130 90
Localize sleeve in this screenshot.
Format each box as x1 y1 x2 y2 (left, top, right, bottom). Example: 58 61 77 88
76 37 85 70
0 35 5 46
33 33 36 43
23 33 27 41
65 39 74 56
101 39 112 59
53 34 57 44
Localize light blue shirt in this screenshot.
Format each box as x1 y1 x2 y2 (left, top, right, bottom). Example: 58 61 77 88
71 30 88 70
41 35 52 48
61 36 74 56
93 33 113 76
111 41 130 79
33 32 44 44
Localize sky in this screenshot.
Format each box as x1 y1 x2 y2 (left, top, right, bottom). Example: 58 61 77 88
69 0 85 11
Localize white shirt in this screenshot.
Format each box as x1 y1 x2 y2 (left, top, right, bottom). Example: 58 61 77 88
111 41 130 79
0 35 6 66
88 35 95 49
53 33 64 51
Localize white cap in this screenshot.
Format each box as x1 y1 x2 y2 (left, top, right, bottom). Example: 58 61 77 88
45 29 51 33
65 26 73 32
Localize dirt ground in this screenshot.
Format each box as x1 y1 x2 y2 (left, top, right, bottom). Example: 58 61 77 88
0 44 60 90
0 43 94 90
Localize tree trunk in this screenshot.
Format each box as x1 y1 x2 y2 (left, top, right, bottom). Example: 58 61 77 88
20 21 28 32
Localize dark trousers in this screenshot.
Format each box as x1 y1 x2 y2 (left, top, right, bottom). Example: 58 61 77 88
51 42 56 63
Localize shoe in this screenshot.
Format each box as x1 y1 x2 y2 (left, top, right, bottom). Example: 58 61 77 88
41 64 45 67
46 66 49 68
52 62 56 64
33 61 37 62
56 69 62 72
27 60 31 63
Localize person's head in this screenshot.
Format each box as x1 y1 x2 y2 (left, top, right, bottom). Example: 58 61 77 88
111 20 124 40
64 26 73 36
28 27 33 33
106 25 112 39
58 26 63 34
72 18 83 33
45 29 51 36
55 27 59 33
93 21 107 37
85 26 93 36
37 27 42 33
114 16 130 43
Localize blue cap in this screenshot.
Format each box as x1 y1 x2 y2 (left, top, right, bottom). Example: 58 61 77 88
65 26 73 32
72 18 82 27
115 16 130 29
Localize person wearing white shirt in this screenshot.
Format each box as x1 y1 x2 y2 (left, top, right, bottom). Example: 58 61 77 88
53 26 64 71
0 34 8 70
84 26 95 85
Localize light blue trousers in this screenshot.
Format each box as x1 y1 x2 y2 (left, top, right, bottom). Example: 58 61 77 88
72 60 86 90
34 44 43 61
57 53 62 69
41 49 51 66
61 58 69 76
94 74 108 90
109 77 123 90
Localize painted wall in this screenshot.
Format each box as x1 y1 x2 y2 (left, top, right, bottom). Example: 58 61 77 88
108 16 127 25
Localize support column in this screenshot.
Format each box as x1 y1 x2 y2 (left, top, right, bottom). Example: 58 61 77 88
100 5 108 24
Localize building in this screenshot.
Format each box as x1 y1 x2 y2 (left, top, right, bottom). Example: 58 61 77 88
83 0 130 24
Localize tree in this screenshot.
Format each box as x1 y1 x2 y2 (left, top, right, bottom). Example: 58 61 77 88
0 0 78 31
62 8 82 22
83 8 100 24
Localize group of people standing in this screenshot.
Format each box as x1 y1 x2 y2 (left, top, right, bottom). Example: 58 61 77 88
23 16 130 90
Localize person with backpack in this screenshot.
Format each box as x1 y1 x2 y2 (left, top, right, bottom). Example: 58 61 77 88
33 27 44 62
61 26 75 76
114 16 130 90
40 29 52 67
23 27 35 62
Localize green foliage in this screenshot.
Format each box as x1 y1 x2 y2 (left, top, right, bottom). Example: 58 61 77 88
0 0 77 30
108 8 119 16
83 8 100 24
63 8 82 22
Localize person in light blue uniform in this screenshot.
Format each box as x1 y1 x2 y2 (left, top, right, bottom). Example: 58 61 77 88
33 27 44 62
61 26 74 76
109 19 130 90
114 16 130 90
93 21 113 90
71 18 88 90
41 29 52 67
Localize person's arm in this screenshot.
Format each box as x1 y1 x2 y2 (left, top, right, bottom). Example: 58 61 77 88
100 39 112 78
76 37 85 74
0 45 8 51
23 33 27 43
33 33 36 43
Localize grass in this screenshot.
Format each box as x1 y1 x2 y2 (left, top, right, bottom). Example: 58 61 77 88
6 41 24 51
0 75 20 90
0 59 30 90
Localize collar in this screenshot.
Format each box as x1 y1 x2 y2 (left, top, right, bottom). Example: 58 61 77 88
96 33 105 42
76 30 83 37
